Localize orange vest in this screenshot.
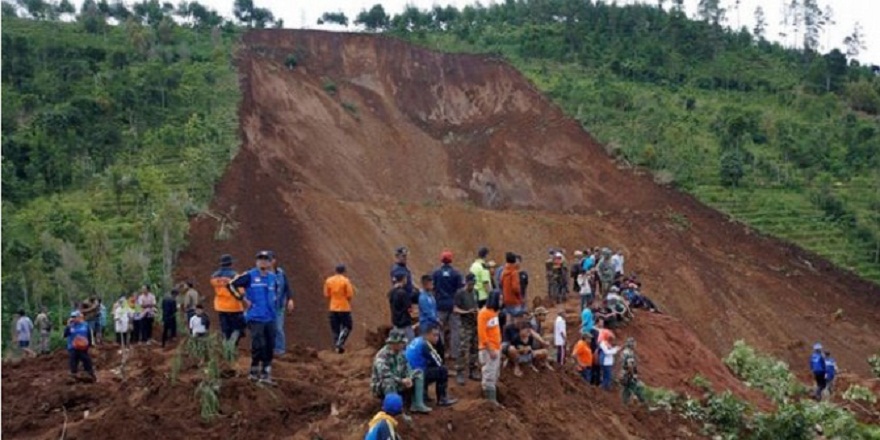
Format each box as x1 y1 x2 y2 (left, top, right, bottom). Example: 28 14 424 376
212 272 243 313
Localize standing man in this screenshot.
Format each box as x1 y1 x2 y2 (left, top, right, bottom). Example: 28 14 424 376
64 311 95 382
137 286 157 344
597 248 616 297
810 343 827 401
212 254 245 345
417 275 442 358
161 289 180 348
469 247 492 308
388 273 415 342
324 264 355 353
554 306 567 365
34 307 52 355
620 337 645 405
454 273 480 385
500 252 524 325
271 253 294 356
229 251 278 385
390 247 417 304
182 281 201 322
14 310 36 358
478 291 503 406
433 250 462 363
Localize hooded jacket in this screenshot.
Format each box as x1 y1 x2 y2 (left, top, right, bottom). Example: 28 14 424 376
365 411 399 440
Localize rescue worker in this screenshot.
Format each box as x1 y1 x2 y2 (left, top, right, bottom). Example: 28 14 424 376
229 251 278 385
365 393 404 440
454 273 480 385
478 291 503 405
810 343 827 401
212 254 245 345
620 337 645 405
371 329 415 399
325 264 355 353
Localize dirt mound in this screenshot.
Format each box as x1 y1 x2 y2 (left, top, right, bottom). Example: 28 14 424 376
178 30 879 379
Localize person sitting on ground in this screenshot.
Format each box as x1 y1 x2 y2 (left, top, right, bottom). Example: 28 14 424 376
529 306 549 337
189 304 210 337
572 333 593 383
810 343 827 401
64 311 96 382
596 287 632 328
505 321 551 376
371 329 415 400
824 351 837 397
620 337 645 405
622 281 659 313
405 325 458 412
365 393 404 440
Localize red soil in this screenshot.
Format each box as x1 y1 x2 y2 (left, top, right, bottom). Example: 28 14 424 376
4 29 879 439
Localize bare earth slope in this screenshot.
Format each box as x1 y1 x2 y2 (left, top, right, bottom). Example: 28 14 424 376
178 30 879 375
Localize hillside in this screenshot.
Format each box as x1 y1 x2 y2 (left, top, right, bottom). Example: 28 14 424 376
176 30 880 378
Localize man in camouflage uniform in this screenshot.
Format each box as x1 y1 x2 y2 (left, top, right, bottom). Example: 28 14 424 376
597 248 616 297
371 329 416 399
620 337 646 405
454 274 481 385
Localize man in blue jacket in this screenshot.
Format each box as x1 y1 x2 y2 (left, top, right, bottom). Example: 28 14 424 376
405 325 457 413
230 251 278 385
810 343 826 401
433 250 462 364
64 310 96 382
824 351 837 397
417 274 443 359
365 393 403 440
390 247 417 304
271 252 295 356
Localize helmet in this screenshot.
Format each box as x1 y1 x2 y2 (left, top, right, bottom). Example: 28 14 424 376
382 393 403 415
813 343 823 351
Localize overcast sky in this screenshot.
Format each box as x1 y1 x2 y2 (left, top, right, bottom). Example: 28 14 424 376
202 0 879 65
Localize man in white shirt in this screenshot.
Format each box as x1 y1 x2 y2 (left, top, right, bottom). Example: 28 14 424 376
600 335 621 390
189 305 210 337
611 251 624 277
553 306 567 365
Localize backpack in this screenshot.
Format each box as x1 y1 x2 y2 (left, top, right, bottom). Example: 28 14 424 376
72 335 89 351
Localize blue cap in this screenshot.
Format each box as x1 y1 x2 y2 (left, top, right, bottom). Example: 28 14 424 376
382 393 403 415
70 310 82 318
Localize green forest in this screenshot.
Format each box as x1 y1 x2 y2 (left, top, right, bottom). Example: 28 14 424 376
341 0 880 283
2 0 879 336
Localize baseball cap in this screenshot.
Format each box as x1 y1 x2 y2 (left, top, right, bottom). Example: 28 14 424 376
440 250 453 263
70 310 83 318
382 393 404 415
256 250 272 259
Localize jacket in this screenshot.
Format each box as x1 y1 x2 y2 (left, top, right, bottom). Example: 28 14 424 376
418 291 439 330
274 267 293 310
390 263 416 304
371 345 412 397
212 267 243 313
810 352 826 374
405 336 443 371
825 357 837 379
365 411 400 440
501 264 522 306
64 321 91 351
325 274 354 312
388 287 412 328
230 268 278 323
432 264 462 313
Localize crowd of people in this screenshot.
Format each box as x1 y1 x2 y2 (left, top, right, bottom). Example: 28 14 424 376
369 245 655 438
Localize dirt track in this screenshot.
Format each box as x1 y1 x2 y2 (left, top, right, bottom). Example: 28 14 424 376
5 29 879 439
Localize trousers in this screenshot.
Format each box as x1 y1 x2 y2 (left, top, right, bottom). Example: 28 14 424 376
479 349 501 391
329 311 353 349
249 321 276 371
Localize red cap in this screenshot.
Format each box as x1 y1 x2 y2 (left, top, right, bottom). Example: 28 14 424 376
440 250 453 263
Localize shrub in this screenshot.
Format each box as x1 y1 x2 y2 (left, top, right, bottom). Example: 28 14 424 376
868 354 880 379
644 386 680 412
705 391 748 435
323 79 338 95
842 384 877 405
724 340 805 403
284 54 297 69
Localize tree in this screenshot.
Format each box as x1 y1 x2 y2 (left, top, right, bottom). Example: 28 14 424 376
753 6 766 40
697 0 725 25
820 5 834 51
801 0 822 52
317 11 348 26
355 4 389 31
844 22 866 59
2 1 18 16
232 0 273 28
78 0 106 33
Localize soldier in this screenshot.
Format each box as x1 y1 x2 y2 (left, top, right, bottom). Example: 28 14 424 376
371 329 416 399
620 337 645 405
454 273 481 385
597 248 616 297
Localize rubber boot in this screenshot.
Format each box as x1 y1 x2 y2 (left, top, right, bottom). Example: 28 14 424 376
484 387 500 406
410 376 432 413
437 382 458 407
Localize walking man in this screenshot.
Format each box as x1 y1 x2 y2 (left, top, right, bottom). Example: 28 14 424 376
810 343 827 401
230 251 278 385
454 273 480 385
324 264 355 353
213 254 245 345
271 253 294 355
433 250 462 363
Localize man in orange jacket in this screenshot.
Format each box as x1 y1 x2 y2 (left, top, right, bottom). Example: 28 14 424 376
478 291 503 405
211 254 245 345
324 264 355 353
